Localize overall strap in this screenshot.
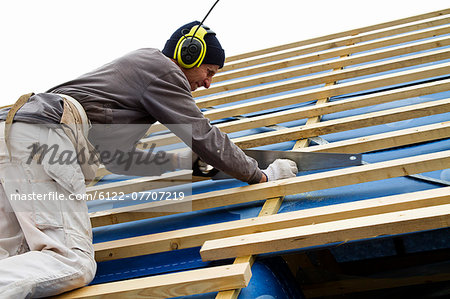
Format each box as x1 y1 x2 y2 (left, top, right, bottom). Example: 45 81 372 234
4 93 34 160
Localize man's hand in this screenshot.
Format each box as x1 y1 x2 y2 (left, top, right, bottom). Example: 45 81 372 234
261 159 298 182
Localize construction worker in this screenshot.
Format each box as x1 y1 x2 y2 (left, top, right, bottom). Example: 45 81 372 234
0 21 297 297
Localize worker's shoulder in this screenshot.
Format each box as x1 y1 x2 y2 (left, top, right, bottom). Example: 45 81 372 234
122 48 172 68
118 48 188 89
123 48 181 75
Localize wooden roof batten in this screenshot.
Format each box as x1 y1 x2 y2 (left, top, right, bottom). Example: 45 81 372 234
57 9 450 298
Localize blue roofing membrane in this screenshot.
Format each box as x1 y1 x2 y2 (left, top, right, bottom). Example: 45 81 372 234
86 22 450 298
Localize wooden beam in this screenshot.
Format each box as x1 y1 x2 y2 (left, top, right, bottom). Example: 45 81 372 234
213 25 450 84
214 197 283 299
292 56 346 148
141 79 450 148
200 203 450 261
224 8 450 63
54 263 252 299
89 149 450 227
93 187 450 262
300 121 450 154
215 258 256 299
221 15 450 72
201 63 450 122
286 60 343 283
232 98 450 149
195 35 450 96
216 59 341 297
195 48 450 109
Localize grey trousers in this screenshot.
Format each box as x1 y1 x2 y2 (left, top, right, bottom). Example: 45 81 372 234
0 122 96 298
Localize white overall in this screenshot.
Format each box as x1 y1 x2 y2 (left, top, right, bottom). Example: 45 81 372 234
0 119 96 298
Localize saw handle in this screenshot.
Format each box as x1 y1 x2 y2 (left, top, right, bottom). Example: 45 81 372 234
192 158 220 177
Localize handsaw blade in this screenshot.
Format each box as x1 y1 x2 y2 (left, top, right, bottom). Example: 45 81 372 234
211 149 362 180
243 149 361 170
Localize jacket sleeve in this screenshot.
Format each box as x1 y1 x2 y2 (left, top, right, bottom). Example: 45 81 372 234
140 69 263 184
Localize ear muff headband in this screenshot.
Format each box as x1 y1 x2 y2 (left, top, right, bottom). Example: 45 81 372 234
174 25 210 68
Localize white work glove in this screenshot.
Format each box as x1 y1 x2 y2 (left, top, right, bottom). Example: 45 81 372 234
262 159 298 181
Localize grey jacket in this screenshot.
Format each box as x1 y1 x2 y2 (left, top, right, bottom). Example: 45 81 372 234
1 48 262 184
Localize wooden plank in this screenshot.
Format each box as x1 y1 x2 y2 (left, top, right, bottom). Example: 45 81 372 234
214 25 450 84
221 15 450 72
293 84 336 148
224 8 450 63
300 121 450 154
201 63 450 122
199 203 450 261
54 263 252 299
195 48 450 109
141 79 450 148
195 35 450 97
231 98 450 149
89 149 450 227
93 187 450 262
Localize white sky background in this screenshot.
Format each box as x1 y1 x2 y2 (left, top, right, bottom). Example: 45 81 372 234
0 0 449 107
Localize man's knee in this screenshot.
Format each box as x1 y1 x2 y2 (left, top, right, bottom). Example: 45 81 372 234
46 249 97 296
51 246 97 287
79 251 97 285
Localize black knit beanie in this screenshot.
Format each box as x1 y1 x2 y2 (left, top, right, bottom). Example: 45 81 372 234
162 21 225 68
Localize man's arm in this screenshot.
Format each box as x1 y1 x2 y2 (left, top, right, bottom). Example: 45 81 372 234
140 70 264 184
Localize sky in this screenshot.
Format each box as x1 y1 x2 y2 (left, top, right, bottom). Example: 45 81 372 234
0 0 449 107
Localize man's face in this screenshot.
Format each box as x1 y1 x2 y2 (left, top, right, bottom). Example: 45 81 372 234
182 64 219 91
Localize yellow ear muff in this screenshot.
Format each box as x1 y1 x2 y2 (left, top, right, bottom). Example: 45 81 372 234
174 25 209 69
